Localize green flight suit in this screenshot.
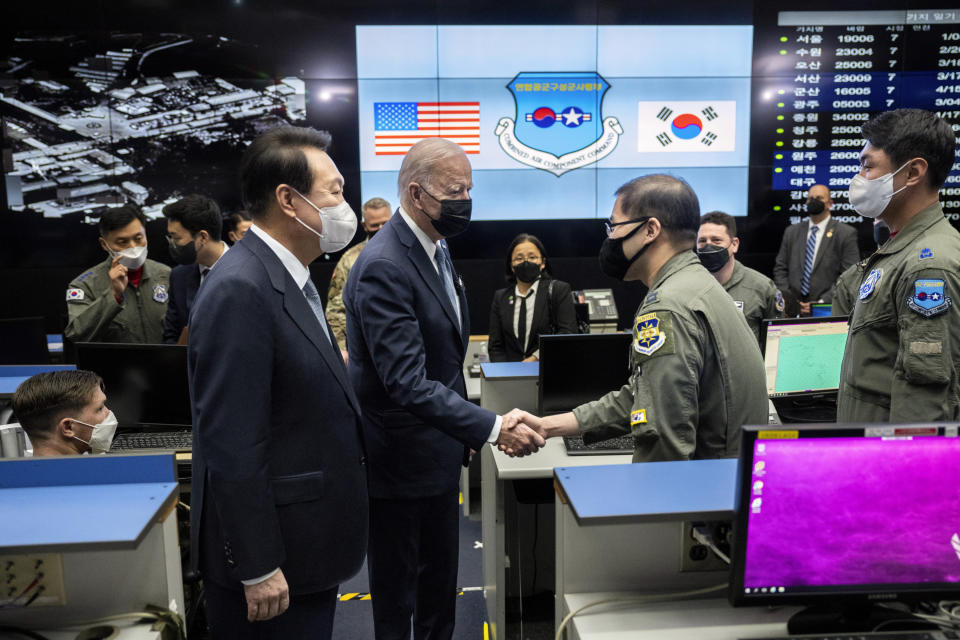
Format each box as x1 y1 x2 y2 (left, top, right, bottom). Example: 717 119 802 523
572 251 769 462
64 257 171 344
837 202 960 423
830 262 865 317
723 260 783 345
326 239 368 351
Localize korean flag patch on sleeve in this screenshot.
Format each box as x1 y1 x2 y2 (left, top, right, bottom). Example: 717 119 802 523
66 288 85 302
906 279 952 317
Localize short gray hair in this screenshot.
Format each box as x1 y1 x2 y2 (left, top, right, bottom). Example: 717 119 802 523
397 139 465 207
615 174 700 246
362 197 391 214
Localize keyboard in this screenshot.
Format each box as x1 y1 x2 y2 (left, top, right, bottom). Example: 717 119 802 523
563 434 634 455
745 630 958 639
111 431 192 451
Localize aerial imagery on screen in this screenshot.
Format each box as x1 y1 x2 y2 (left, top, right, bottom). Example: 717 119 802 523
356 25 754 221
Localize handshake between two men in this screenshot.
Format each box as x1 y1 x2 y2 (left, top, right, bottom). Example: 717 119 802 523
494 409 581 457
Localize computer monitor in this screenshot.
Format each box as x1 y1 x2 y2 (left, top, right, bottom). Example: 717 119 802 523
761 317 849 398
0 317 49 365
538 332 632 415
730 423 960 634
75 343 191 427
810 302 832 317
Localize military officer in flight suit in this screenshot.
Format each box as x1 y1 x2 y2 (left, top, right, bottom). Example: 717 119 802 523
838 109 960 423
504 175 768 462
65 205 170 344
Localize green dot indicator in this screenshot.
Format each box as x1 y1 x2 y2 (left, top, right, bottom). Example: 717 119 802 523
777 115 785 120
774 205 782 212
777 102 785 108
779 49 788 55
776 128 784 134
778 89 785 95
775 154 784 160
780 36 788 42
775 168 783 173
776 141 784 147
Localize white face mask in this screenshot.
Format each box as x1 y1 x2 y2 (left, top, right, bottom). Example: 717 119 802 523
290 188 358 253
70 410 118 454
848 161 911 219
110 244 148 270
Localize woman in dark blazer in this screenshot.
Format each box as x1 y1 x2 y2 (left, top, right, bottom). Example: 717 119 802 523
488 233 578 362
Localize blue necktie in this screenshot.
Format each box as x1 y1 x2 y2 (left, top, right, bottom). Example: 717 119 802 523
800 225 819 297
302 279 333 346
436 242 462 327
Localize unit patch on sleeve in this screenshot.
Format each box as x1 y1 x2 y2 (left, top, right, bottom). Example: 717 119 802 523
630 409 647 426
858 268 883 301
906 279 952 317
153 284 169 303
633 312 668 356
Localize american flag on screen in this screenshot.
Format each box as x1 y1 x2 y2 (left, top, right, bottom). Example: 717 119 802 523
374 102 480 155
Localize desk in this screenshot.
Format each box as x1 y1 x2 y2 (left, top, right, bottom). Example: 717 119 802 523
0 364 77 398
553 461 797 639
0 453 184 631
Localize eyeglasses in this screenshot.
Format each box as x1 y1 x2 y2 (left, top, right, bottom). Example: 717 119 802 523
604 217 649 237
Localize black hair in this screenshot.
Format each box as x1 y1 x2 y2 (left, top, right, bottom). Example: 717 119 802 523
615 174 700 246
98 203 147 237
503 233 551 282
700 211 737 239
239 126 333 218
12 370 104 443
162 194 222 241
861 109 956 189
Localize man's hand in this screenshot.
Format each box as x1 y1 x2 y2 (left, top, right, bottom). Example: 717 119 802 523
496 409 546 457
798 300 812 316
108 255 128 301
243 569 290 622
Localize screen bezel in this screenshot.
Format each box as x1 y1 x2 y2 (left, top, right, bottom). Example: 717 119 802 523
729 422 960 608
760 316 849 398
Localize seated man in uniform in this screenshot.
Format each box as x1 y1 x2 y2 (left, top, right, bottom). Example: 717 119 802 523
505 175 768 462
11 370 116 456
64 204 170 344
697 211 782 345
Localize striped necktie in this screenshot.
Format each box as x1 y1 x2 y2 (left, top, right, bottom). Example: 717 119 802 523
800 225 819 297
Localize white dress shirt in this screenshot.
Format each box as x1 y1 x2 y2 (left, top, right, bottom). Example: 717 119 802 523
398 208 501 444
807 214 830 269
512 280 539 357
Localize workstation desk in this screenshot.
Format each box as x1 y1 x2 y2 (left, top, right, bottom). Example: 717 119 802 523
478 361 632 639
553 460 798 639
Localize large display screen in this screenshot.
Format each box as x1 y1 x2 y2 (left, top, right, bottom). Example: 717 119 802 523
356 25 754 221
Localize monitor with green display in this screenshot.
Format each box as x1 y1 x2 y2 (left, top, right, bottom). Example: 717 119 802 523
761 317 849 398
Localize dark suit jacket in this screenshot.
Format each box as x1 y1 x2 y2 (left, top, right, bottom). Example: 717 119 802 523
773 216 859 302
162 264 200 344
343 211 496 499
187 231 367 592
488 278 578 362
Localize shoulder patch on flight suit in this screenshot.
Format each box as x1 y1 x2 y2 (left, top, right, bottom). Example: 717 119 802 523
633 312 672 357
919 247 934 260
153 284 169 303
906 279 952 317
66 288 85 302
775 290 785 313
858 268 882 301
76 270 94 282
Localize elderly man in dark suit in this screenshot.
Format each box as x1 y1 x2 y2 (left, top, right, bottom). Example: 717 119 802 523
343 138 544 640
188 126 367 639
774 184 860 315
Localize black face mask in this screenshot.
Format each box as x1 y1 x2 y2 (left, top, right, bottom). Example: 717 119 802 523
512 260 541 284
168 236 197 266
805 198 825 217
598 220 650 281
873 220 890 246
420 187 472 238
697 243 731 273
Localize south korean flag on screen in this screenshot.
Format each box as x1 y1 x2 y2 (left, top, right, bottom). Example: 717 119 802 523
637 101 736 153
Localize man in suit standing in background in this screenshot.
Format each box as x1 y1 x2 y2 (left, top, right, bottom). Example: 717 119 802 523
774 184 859 315
188 126 367 639
343 138 544 640
162 194 228 344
